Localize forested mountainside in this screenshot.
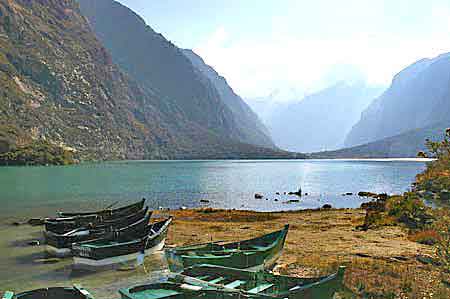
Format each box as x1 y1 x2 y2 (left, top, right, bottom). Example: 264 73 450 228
0 0 295 164
312 121 449 159
345 53 450 147
77 0 275 149
267 82 383 152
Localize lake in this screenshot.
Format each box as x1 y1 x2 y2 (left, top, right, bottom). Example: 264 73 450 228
0 159 429 295
0 159 428 222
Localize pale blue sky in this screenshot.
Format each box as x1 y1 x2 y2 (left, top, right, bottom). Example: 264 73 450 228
117 0 450 100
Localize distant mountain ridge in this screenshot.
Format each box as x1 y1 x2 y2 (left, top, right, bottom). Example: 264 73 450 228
77 0 274 149
311 121 449 158
264 82 383 152
345 53 450 147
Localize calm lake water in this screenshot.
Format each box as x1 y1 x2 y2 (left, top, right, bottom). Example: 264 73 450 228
0 159 429 296
0 159 428 222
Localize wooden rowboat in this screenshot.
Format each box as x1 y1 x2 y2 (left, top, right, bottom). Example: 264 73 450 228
45 208 151 257
2 286 94 299
45 201 148 235
119 282 260 299
58 198 146 217
165 225 289 272
173 264 347 298
72 217 172 268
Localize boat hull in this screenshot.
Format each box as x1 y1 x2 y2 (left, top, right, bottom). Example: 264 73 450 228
72 218 172 269
165 225 289 272
73 239 165 268
4 286 94 299
45 209 150 257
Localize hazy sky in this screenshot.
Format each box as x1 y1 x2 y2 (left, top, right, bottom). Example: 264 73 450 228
117 0 450 100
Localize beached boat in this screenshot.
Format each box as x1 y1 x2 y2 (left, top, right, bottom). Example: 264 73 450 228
58 198 146 217
45 208 151 257
2 286 94 299
165 225 289 272
72 217 172 268
172 264 347 298
119 282 261 299
45 201 148 234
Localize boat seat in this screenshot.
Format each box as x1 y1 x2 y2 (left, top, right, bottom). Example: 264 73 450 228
251 245 266 250
2 291 14 299
195 275 210 281
208 277 225 284
247 283 274 294
224 280 246 289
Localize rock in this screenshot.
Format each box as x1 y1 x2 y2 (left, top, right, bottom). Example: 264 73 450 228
28 240 40 246
200 199 210 203
346 192 353 196
440 190 450 201
287 199 300 203
305 193 308 196
321 204 332 209
274 198 279 202
28 218 45 226
416 255 440 266
275 192 280 195
254 193 264 199
288 187 302 197
358 191 378 198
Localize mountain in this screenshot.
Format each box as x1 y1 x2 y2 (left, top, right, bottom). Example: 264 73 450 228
0 0 296 162
245 89 302 124
345 53 450 147
77 0 274 149
311 121 449 159
181 49 274 148
267 82 383 152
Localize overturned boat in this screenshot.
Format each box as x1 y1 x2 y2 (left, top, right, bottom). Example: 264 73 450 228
45 208 151 257
165 225 289 272
72 217 172 268
2 286 94 299
173 264 347 299
45 199 147 234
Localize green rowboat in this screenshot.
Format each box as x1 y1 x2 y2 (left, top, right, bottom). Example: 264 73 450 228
119 282 265 299
172 264 347 298
165 225 289 272
2 286 94 299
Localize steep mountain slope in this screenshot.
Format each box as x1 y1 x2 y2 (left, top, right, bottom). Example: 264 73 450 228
345 53 450 147
77 0 274 149
181 49 274 148
0 0 174 160
0 0 293 162
267 82 383 152
312 121 449 158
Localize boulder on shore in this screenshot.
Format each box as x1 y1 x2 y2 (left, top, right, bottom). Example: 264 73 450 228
254 193 264 199
321 204 332 209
